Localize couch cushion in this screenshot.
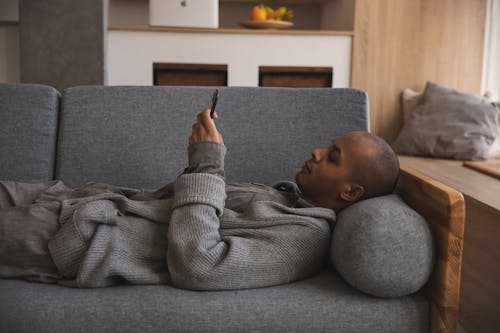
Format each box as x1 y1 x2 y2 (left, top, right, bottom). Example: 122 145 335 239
56 86 368 188
0 83 59 182
0 268 428 333
331 194 435 298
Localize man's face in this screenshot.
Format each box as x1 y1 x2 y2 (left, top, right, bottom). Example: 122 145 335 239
295 132 373 208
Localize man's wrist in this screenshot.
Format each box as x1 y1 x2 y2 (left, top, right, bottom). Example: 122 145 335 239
183 142 226 178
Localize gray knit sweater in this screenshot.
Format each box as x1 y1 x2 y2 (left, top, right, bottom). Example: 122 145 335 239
48 142 336 290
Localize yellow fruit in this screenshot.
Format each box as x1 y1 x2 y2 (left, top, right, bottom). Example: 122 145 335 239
250 5 267 21
273 6 288 20
263 5 274 19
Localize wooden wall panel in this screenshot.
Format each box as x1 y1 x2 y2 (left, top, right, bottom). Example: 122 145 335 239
416 0 486 92
351 0 487 143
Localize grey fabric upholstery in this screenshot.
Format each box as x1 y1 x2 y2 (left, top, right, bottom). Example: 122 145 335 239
0 268 429 333
56 86 368 188
0 84 431 332
331 194 435 298
0 83 59 182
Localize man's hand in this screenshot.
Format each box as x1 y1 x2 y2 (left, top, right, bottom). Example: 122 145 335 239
189 109 224 145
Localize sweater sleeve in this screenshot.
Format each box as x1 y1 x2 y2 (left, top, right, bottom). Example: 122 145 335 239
167 142 330 290
167 180 330 290
182 142 226 178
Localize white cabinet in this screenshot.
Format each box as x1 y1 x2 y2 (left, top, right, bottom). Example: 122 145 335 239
107 28 352 87
106 0 354 87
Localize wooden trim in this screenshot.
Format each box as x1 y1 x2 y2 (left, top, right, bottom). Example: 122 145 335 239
259 66 332 73
396 165 465 333
108 25 354 36
153 63 228 72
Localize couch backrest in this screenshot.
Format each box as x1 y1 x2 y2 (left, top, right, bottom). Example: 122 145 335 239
0 83 60 182
56 86 368 188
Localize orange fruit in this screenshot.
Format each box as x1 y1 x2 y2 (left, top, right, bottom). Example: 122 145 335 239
250 6 267 21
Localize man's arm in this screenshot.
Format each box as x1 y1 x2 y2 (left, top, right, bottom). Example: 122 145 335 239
167 109 229 289
167 110 330 290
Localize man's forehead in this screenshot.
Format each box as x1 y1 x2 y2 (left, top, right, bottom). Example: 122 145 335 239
331 133 374 154
331 133 358 146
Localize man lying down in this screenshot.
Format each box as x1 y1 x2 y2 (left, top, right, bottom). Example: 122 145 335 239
0 109 399 290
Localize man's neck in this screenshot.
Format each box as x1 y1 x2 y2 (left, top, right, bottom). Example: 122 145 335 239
298 193 340 212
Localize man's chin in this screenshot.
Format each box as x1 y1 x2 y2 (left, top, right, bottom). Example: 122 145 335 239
295 172 301 183
295 172 305 189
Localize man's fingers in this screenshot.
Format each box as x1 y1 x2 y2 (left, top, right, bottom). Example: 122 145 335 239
197 109 210 123
198 109 217 131
189 109 223 145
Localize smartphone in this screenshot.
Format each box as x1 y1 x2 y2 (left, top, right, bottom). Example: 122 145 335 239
210 89 219 118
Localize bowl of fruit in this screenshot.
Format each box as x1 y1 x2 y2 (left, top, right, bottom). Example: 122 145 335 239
240 4 294 29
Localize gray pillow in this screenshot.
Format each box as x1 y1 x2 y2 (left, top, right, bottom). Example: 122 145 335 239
331 194 435 298
393 81 500 160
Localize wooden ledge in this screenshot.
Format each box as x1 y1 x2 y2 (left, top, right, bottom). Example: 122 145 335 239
108 25 354 36
398 155 500 213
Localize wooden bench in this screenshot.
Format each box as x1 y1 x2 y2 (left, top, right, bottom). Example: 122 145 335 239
399 156 500 333
397 165 465 333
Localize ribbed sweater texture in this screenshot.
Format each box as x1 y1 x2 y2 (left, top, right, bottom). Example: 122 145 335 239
48 142 336 289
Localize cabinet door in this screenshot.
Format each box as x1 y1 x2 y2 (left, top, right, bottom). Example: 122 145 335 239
153 63 228 86
259 66 332 88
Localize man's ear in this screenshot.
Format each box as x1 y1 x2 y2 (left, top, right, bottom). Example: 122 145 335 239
339 184 364 202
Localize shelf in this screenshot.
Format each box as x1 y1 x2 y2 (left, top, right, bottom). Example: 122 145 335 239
108 0 354 33
110 0 331 2
220 0 330 3
108 25 353 36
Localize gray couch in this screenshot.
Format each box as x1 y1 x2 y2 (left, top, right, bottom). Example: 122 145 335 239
0 83 429 333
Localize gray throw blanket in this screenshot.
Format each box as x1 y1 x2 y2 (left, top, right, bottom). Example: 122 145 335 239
2 142 336 290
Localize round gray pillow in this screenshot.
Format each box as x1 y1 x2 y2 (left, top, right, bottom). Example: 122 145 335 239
331 194 435 298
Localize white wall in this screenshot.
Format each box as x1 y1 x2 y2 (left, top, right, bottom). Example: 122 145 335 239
482 0 500 100
107 30 352 87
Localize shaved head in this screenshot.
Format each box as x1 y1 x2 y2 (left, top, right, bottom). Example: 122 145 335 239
296 131 400 211
348 132 400 200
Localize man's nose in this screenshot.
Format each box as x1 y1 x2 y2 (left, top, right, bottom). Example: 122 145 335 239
311 148 326 162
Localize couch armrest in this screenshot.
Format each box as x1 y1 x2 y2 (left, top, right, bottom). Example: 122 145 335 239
396 165 465 333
